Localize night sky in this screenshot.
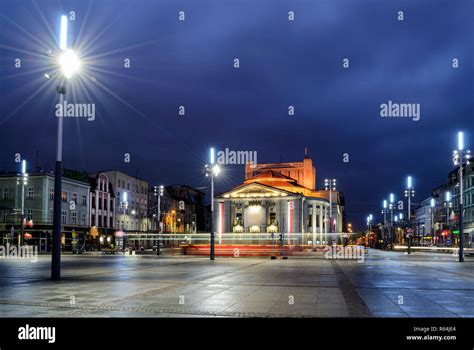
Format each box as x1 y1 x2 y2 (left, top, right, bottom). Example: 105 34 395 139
0 0 473 230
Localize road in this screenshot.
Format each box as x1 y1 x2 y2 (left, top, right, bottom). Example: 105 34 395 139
0 249 472 317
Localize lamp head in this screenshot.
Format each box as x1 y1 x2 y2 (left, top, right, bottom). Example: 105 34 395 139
58 49 80 79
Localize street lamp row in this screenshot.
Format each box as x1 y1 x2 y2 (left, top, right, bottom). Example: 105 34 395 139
373 131 469 262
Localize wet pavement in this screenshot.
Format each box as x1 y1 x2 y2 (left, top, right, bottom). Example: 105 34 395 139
0 249 472 317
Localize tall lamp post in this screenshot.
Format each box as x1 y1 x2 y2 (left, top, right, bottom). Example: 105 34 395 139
389 193 395 223
17 160 28 247
452 131 471 262
206 147 220 260
49 15 81 280
120 192 128 250
324 178 336 240
366 214 373 248
444 191 452 245
382 200 387 226
429 197 435 246
405 176 415 229
153 185 164 255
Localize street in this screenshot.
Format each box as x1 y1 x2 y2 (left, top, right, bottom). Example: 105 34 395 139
0 250 472 317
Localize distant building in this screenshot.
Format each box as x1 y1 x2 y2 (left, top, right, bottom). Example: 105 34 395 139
101 170 148 233
215 155 345 244
413 163 474 247
413 196 434 245
87 172 117 248
0 170 90 251
148 184 210 234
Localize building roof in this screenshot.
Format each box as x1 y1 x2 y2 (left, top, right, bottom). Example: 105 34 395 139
244 170 296 184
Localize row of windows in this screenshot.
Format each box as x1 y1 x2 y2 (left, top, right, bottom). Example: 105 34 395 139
117 179 147 195
55 190 87 205
1 188 88 204
0 209 87 225
59 210 87 225
116 220 147 231
116 191 147 206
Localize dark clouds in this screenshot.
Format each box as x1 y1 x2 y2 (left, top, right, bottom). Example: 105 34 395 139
0 0 473 229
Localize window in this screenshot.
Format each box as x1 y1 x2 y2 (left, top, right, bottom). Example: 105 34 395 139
71 212 77 225
72 193 78 204
61 210 67 224
82 195 87 206
49 209 53 222
127 183 130 190
27 187 34 199
27 209 33 221
3 188 9 200
49 189 54 200
61 191 68 202
81 213 86 226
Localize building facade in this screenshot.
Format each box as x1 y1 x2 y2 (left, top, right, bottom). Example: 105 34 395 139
412 163 474 247
149 184 209 234
215 156 345 245
0 170 90 251
102 170 148 233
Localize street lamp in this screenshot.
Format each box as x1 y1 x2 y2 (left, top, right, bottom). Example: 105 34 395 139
206 147 221 260
405 176 415 224
381 199 387 226
16 160 28 247
389 193 395 223
444 191 452 244
324 178 336 235
50 15 81 280
366 214 373 248
452 131 471 262
153 185 164 255
430 197 436 245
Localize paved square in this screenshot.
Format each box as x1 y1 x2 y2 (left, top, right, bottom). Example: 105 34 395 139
0 250 472 317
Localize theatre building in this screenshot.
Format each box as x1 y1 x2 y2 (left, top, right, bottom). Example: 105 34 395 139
214 155 345 245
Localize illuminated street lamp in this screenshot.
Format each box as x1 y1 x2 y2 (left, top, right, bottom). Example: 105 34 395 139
366 214 373 248
324 178 336 235
444 191 452 236
430 198 436 244
381 199 388 226
404 176 415 224
389 193 395 223
452 131 471 262
153 185 164 255
50 15 81 280
206 147 221 260
16 160 28 246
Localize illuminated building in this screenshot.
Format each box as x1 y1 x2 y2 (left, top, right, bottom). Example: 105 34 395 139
214 154 345 244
